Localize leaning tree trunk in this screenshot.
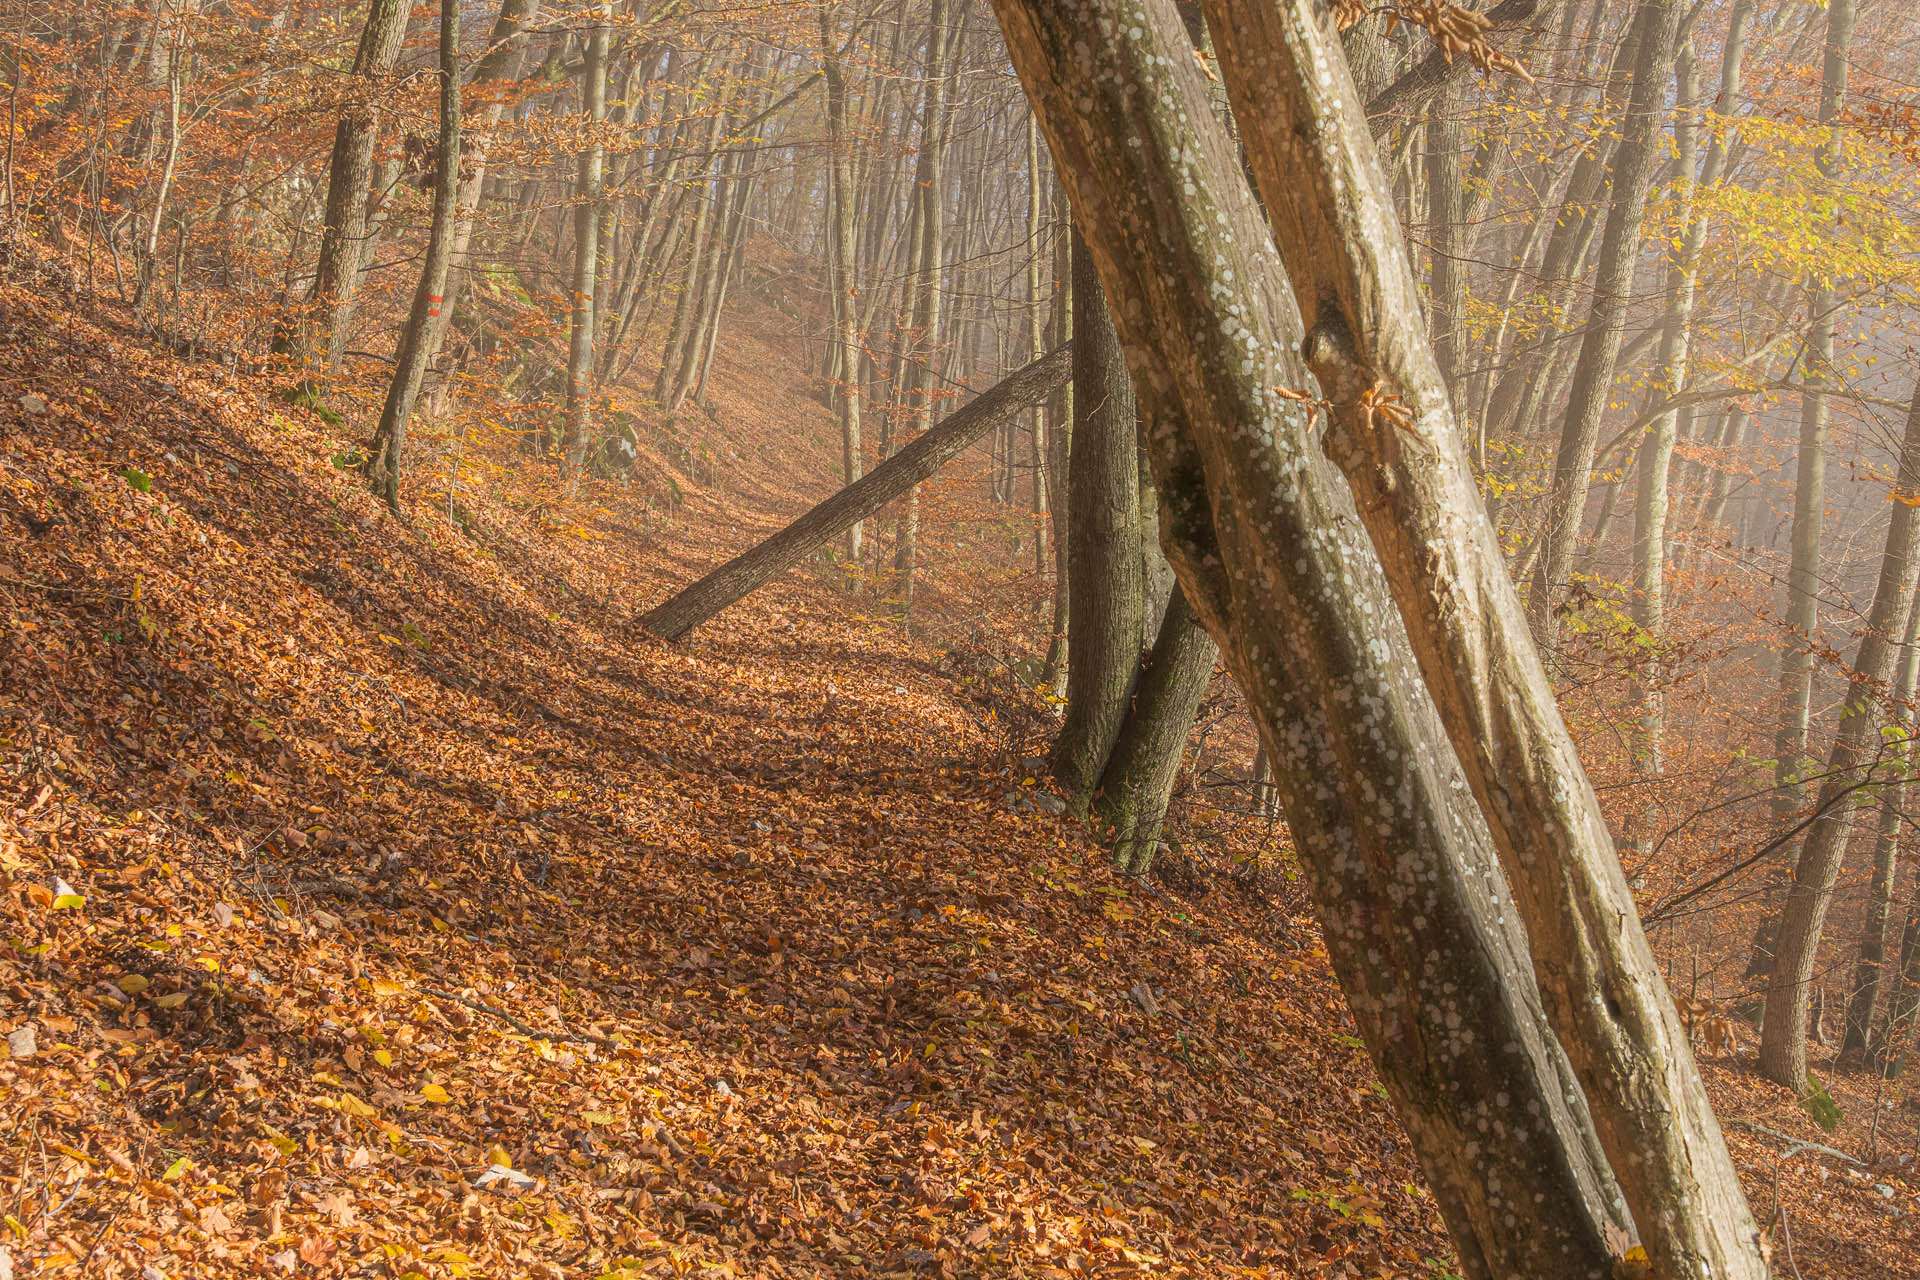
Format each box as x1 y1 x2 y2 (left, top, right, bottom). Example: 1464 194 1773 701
1841 589 1920 1061
1875 904 1920 1073
307 0 409 367
1527 0 1686 634
639 347 1070 641
364 0 460 516
1092 585 1218 876
986 3 1636 1276
1050 231 1144 811
1199 0 1769 1274
1759 378 1920 1089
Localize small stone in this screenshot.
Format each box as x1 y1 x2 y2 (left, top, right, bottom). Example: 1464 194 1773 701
17 394 46 415
5 1026 35 1060
1033 793 1068 815
223 461 240 477
1876 1183 1897 1199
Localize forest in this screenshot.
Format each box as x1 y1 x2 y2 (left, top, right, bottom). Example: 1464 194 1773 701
2 0 1920 1276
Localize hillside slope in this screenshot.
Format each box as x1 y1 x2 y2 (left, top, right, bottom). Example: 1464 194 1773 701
2 285 1914 1280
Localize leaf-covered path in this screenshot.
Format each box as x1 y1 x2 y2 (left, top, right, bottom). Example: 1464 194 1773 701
2 286 1914 1279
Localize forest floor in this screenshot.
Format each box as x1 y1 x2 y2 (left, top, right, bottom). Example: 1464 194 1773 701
2 280 1918 1280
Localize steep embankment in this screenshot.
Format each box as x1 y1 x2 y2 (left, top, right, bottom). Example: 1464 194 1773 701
1 284 1914 1279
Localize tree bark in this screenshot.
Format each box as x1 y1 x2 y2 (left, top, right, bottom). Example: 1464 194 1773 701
640 346 1071 642
1527 0 1686 633
821 3 864 561
418 0 542 412
987 3 1631 1275
1759 378 1920 1089
1756 0 1859 978
1092 585 1218 876
308 0 409 366
1200 1 1766 1273
1050 230 1143 811
1041 181 1073 692
1874 903 1920 1073
562 2 610 477
364 0 460 516
890 0 957 619
1628 26 1712 772
1841 588 1920 1061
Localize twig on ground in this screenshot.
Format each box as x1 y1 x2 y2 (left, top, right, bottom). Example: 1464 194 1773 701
420 987 612 1046
1725 1118 1866 1280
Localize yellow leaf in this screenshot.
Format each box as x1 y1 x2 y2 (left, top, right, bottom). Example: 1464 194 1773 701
371 978 406 997
52 893 86 911
579 1110 618 1127
162 1156 193 1181
151 992 189 1009
119 974 151 993
420 1082 452 1104
429 915 449 933
337 1092 379 1118
374 1049 393 1068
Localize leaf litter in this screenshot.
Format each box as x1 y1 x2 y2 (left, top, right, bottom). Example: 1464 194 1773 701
1 284 1914 1280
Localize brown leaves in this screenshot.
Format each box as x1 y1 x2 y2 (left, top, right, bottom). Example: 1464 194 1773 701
1335 0 1538 85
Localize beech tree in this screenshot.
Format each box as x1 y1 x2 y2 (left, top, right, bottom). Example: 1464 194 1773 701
364 0 461 514
304 0 409 369
984 0 1765 1275
1759 378 1920 1088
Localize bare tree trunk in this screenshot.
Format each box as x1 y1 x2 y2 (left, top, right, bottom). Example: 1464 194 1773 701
419 0 542 413
640 346 1070 641
1629 16 1729 771
1026 114 1051 630
1874 905 1920 1073
1528 0 1686 633
1759 379 1920 1089
1841 589 1920 1061
562 1 610 478
364 0 460 516
1092 585 1217 876
989 4 1637 1275
821 3 864 561
306 0 409 365
1051 230 1142 812
1041 181 1072 691
1200 1 1768 1273
1751 0 1858 987
891 0 956 620
1422 90 1468 400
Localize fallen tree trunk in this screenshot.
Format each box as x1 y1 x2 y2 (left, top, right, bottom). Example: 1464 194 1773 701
639 344 1071 641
